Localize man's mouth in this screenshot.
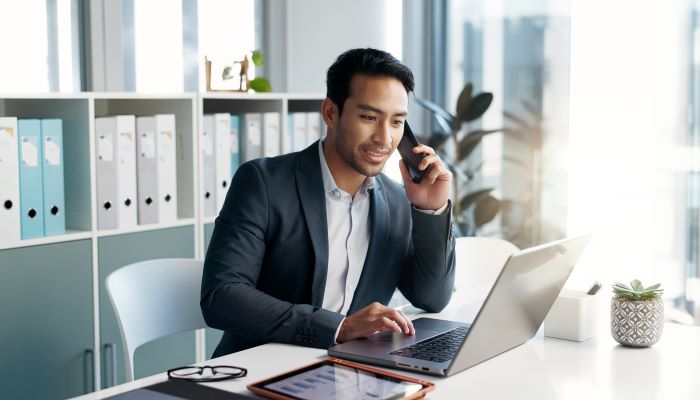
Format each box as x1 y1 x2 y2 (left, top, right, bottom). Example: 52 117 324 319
361 147 390 163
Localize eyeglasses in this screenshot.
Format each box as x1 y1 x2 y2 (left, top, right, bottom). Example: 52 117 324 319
167 365 247 382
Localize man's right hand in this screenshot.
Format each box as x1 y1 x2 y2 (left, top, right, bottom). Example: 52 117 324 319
336 302 415 343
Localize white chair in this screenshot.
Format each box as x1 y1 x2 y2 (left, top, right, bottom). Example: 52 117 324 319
105 258 207 381
453 237 519 305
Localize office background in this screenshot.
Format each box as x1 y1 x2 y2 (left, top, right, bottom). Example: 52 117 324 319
1 0 699 398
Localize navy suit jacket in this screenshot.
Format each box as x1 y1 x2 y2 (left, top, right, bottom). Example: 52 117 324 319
200 142 456 357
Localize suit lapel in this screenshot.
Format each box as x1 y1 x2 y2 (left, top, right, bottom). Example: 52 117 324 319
348 177 389 313
295 142 329 308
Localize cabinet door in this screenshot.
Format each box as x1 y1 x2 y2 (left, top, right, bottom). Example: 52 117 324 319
0 240 94 400
98 226 196 387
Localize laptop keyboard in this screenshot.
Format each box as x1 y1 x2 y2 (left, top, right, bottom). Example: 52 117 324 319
389 326 470 363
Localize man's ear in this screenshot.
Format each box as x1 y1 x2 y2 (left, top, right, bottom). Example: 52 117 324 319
321 98 338 129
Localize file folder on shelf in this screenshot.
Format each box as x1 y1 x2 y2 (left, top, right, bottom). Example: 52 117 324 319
290 113 307 152
0 117 20 242
306 112 321 147
40 119 66 236
213 113 231 213
17 119 44 239
230 114 241 176
263 112 281 158
156 115 178 223
136 115 178 224
241 113 262 162
95 116 137 230
201 115 216 218
136 116 158 224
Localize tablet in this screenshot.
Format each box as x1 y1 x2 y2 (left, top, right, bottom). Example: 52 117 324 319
247 358 434 400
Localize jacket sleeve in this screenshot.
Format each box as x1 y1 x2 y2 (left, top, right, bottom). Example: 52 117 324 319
397 201 456 312
200 162 344 349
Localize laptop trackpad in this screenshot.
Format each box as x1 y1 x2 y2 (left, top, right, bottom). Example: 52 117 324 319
364 318 464 349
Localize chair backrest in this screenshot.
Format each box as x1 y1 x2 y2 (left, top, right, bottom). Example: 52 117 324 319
105 258 206 381
454 237 519 305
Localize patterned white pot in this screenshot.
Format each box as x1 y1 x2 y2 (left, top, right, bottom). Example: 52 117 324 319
610 297 664 347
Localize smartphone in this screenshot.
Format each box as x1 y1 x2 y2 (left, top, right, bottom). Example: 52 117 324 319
397 121 430 183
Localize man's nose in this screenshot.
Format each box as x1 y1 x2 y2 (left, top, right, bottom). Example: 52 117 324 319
372 121 393 146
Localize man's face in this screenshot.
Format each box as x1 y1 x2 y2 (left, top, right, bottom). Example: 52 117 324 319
333 74 408 177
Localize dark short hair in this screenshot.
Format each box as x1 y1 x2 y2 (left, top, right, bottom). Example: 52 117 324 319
326 48 415 114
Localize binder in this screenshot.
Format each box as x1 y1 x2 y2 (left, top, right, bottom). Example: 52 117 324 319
0 117 20 242
263 112 281 157
40 119 66 236
213 113 231 213
95 116 118 229
241 113 262 161
230 114 241 176
96 116 137 230
17 119 44 239
115 116 138 228
201 115 216 218
154 114 178 223
136 116 159 224
284 114 293 154
306 112 321 147
291 113 307 152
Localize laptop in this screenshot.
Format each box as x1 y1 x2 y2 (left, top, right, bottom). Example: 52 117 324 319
328 234 591 377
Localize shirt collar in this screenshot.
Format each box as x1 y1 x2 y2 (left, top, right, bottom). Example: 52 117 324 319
318 140 375 199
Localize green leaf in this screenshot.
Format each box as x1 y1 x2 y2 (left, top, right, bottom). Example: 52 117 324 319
458 128 505 161
251 50 264 66
630 279 643 292
414 98 455 126
645 283 661 291
459 188 494 212
454 83 473 129
249 77 272 92
462 92 493 122
474 194 500 228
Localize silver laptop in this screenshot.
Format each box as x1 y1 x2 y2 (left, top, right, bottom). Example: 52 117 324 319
328 234 591 377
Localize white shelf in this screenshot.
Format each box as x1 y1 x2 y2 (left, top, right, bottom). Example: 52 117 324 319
0 230 93 251
95 218 196 238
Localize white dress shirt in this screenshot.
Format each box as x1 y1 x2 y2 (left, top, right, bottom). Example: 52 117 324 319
317 141 448 341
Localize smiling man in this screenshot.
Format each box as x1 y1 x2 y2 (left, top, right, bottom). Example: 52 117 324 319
201 48 456 357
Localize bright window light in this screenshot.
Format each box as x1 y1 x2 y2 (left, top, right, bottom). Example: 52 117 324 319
198 0 256 91
0 0 50 92
134 0 184 92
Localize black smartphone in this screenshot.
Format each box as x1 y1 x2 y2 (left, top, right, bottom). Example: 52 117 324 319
397 121 429 183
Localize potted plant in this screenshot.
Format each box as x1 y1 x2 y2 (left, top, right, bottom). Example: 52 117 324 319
414 84 506 236
611 279 664 347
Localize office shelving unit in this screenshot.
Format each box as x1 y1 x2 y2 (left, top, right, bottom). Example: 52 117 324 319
0 92 323 399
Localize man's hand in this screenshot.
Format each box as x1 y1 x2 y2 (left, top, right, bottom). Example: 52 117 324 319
336 302 415 343
399 144 452 211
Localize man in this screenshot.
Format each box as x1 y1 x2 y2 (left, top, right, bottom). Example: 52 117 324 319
201 48 455 357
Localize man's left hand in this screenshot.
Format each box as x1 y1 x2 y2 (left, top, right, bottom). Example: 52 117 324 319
398 144 452 211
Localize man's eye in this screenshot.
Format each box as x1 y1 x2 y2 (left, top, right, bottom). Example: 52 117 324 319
361 115 377 121
392 120 404 126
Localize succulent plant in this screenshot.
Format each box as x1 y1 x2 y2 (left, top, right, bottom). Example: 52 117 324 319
612 279 663 301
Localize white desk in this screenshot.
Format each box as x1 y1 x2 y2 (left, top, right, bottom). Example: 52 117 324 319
75 317 700 399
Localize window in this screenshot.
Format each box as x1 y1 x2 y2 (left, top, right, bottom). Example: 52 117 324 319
0 0 80 92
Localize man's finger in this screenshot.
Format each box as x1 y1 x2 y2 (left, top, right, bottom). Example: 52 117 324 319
398 309 415 335
379 317 402 334
388 309 411 334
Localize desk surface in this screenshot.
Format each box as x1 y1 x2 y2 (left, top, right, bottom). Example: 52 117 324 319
76 317 700 399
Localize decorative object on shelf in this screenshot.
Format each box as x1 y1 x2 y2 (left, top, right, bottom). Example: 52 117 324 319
611 279 664 347
414 83 506 236
205 50 272 93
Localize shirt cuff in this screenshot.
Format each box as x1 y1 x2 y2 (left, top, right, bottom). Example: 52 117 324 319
413 202 449 215
333 317 346 344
